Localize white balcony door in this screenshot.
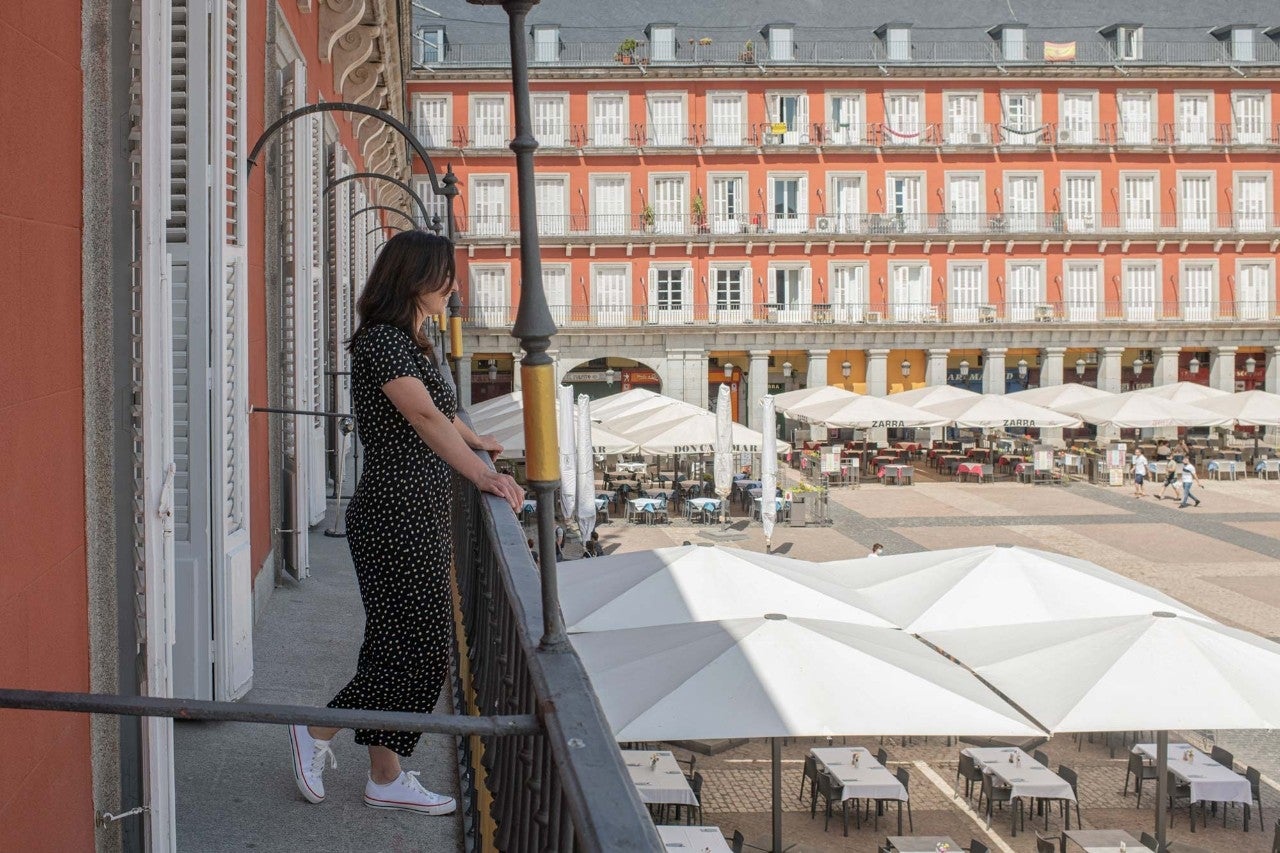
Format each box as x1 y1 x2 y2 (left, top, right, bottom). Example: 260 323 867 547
535 176 566 236
592 177 627 235
1123 175 1156 231
593 266 629 325
471 267 509 327
885 93 922 144
1006 175 1039 230
473 97 507 147
1002 93 1037 145
830 95 863 144
532 96 565 147
415 97 449 147
1124 264 1158 321
830 176 862 232
712 267 750 323
708 95 744 145
1007 263 1041 321
1177 95 1210 144
770 267 811 322
1236 176 1268 231
947 175 982 231
1237 263 1270 320
891 263 929 321
1182 263 1214 321
1060 94 1095 144
890 175 923 231
1066 264 1100 322
651 176 686 234
470 177 506 236
946 94 981 144
647 95 683 146
543 266 569 325
710 176 744 234
1063 175 1097 231
766 93 809 144
648 267 692 323
1118 95 1152 144
950 264 983 322
1232 94 1267 144
770 176 805 233
591 95 625 146
1179 176 1213 230
830 265 866 323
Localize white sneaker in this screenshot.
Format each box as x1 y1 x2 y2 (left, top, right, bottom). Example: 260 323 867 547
289 725 337 804
364 771 457 815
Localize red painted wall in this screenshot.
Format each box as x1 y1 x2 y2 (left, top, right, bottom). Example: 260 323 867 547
0 2 94 850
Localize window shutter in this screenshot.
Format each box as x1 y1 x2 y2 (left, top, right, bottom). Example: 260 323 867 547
647 266 658 320
797 95 810 143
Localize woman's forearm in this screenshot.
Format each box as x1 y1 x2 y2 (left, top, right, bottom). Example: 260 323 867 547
452 415 483 448
409 408 490 483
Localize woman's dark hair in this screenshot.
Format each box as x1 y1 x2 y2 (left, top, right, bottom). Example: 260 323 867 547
348 230 456 353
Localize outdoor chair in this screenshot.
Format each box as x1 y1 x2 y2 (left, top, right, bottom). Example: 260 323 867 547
1056 764 1082 829
1210 745 1234 770
955 751 983 800
812 769 852 835
1125 750 1157 806
1166 769 1195 830
877 747 890 767
676 752 696 783
1259 459 1280 480
969 840 989 853
798 754 818 804
1139 830 1159 850
685 772 704 825
729 830 745 853
1035 831 1056 853
1033 749 1050 767
981 773 1024 832
1247 766 1265 830
1271 817 1279 853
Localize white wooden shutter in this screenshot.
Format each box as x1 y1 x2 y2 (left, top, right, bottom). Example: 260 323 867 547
652 176 685 234
1237 263 1269 320
796 94 810 144
1003 93 1036 145
535 176 566 235
709 95 743 145
1066 264 1100 322
1064 175 1097 231
646 267 658 323
543 266 567 324
532 96 565 147
473 96 507 147
648 95 682 146
1007 175 1038 229
798 266 813 321
740 264 755 320
710 176 742 233
593 176 626 234
680 267 693 322
1232 94 1266 144
885 93 920 145
1182 263 1214 321
1125 264 1157 321
1119 94 1152 144
1236 176 1267 231
1178 96 1209 144
947 95 980 143
831 176 861 232
1180 176 1213 230
592 95 624 146
1123 175 1155 230
950 264 982 322
415 96 449 147
831 265 866 322
1061 94 1093 143
948 175 980 230
470 177 505 236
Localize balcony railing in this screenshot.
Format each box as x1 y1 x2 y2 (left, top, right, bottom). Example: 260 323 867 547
463 301 1278 329
453 210 1280 241
419 38 1280 69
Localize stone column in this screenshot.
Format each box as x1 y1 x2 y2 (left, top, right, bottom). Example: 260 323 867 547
1266 345 1280 395
748 350 770 433
1039 347 1066 387
807 348 830 390
457 357 472 408
1209 345 1238 394
1095 346 1124 393
982 347 1008 395
925 347 950 387
866 348 890 396
511 351 524 391
1153 346 1181 387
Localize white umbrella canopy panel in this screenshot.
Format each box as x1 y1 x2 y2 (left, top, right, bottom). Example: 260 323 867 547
1065 394 1231 429
1196 389 1280 427
572 615 1045 742
821 545 1204 633
1132 381 1231 404
625 409 790 454
773 385 859 416
466 390 523 421
588 387 682 420
598 398 708 436
886 385 982 408
1005 384 1114 411
789 394 949 429
921 611 1280 733
558 545 893 633
917 394 1083 429
489 418 637 460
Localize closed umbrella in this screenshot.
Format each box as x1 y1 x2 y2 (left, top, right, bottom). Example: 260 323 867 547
1196 389 1280 427
1006 384 1114 411
1133 381 1230 404
790 394 949 429
1065 394 1231 429
918 394 1082 429
574 394 597 543
713 384 734 528
557 384 577 523
760 396 778 551
558 544 891 632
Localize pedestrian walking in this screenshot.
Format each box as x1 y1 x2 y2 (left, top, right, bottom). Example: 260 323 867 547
1156 439 1189 500
1131 448 1149 497
1178 458 1203 508
554 523 566 561
288 231 522 815
583 530 604 558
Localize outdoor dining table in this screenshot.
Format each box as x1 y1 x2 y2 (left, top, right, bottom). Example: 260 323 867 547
886 836 960 852
811 747 908 832
880 464 914 485
963 747 1076 836
956 462 986 481
616 461 648 473
656 825 731 852
627 497 664 523
685 497 722 521
620 750 699 806
1133 743 1252 820
1062 829 1144 852
936 454 966 473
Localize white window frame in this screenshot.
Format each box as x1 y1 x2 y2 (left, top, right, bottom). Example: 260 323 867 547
707 172 748 234
1234 258 1274 320
1230 90 1271 145
709 263 753 324
767 171 808 233
1004 259 1045 321
883 90 925 146
768 25 795 62
1000 26 1027 61
1002 171 1044 231
1116 90 1156 145
1121 259 1162 321
413 178 448 231
883 25 911 61
706 91 748 146
1230 27 1256 62
469 93 510 148
542 262 572 324
1115 25 1143 61
825 172 866 234
1174 91 1214 145
645 91 688 147
469 263 512 327
467 173 510 237
945 171 984 231
530 92 569 148
826 90 867 145
1060 171 1101 232
412 94 452 148
943 91 985 144
647 263 693 323
648 171 690 234
589 172 630 235
828 262 869 322
887 260 932 322
1000 90 1041 146
1057 90 1099 145
1063 260 1103 322
1119 170 1160 232
587 91 629 147
1179 259 1218 321
533 173 569 237
416 25 444 64
886 171 926 232
590 263 632 325
1176 170 1217 231
765 91 810 145
532 25 560 63
947 261 987 322
649 25 676 62
1233 171 1272 232
765 262 813 322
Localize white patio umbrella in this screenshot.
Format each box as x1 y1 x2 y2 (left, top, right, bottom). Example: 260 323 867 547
789 394 949 429
588 387 677 420
1196 389 1280 427
1065 394 1231 429
623 407 789 455
574 394 597 543
773 385 858 416
488 419 636 460
918 394 1083 429
466 390 522 421
886 385 981 408
1005 383 1114 411
760 396 778 551
1133 381 1230 404
713 384 734 527
599 398 706 435
558 545 892 632
557 384 577 522
822 545 1203 633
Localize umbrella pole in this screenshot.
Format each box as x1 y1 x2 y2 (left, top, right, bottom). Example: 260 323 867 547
1155 730 1168 848
772 737 783 853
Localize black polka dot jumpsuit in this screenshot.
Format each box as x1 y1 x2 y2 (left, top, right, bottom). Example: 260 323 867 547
327 323 456 757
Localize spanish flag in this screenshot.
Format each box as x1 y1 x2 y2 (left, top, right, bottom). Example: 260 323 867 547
1043 41 1077 62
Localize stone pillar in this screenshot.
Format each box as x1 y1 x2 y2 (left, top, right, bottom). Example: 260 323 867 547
926 347 950 387
1153 346 1181 387
982 347 1008 395
1266 345 1280 395
748 350 770 433
457 357 472 408
866 348 890 396
511 351 524 391
1210 345 1238 394
807 348 830 390
1039 347 1066 387
1096 346 1124 393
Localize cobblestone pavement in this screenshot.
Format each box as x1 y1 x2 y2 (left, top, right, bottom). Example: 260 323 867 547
591 476 1280 852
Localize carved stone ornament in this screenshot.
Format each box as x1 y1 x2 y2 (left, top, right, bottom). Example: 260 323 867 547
332 25 378 93
319 0 366 62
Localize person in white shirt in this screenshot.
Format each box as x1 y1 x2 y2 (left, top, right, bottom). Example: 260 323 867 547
1178 460 1202 508
1131 450 1149 498
868 543 884 558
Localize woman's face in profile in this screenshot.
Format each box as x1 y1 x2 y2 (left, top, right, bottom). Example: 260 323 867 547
417 276 459 320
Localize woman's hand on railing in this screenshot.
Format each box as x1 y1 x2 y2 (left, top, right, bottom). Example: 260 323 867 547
471 433 504 461
475 468 523 513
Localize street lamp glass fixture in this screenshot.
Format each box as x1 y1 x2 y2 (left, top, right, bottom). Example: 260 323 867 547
723 362 734 381
1017 358 1029 378
1133 358 1144 376
782 361 793 379
605 367 616 386
1075 358 1086 377
900 359 911 377
959 359 970 378
1188 357 1201 375
487 360 498 382
841 361 852 379
1245 356 1257 374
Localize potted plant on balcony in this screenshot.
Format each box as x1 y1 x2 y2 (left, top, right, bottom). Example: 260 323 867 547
740 40 755 62
690 193 707 233
640 203 655 232
616 37 638 64
699 37 713 46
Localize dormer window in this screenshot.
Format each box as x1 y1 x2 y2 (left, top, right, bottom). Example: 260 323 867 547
1211 25 1257 62
415 25 445 65
1101 23 1143 60
531 25 559 64
875 23 912 62
988 23 1027 61
764 23 795 62
647 23 676 62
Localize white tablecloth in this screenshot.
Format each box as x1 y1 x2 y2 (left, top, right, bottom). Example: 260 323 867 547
811 747 907 802
621 750 698 806
616 461 648 473
964 747 1076 803
1133 743 1252 806
687 497 721 511
656 825 731 851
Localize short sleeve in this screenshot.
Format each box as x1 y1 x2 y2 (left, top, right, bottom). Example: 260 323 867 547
359 325 422 388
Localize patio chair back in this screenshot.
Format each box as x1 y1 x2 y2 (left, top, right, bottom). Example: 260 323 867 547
1210 745 1234 770
969 841 989 853
877 747 890 766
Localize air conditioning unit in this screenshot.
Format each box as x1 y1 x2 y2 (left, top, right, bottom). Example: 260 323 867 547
1057 129 1076 144
814 216 835 233
967 131 986 144
865 310 883 324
